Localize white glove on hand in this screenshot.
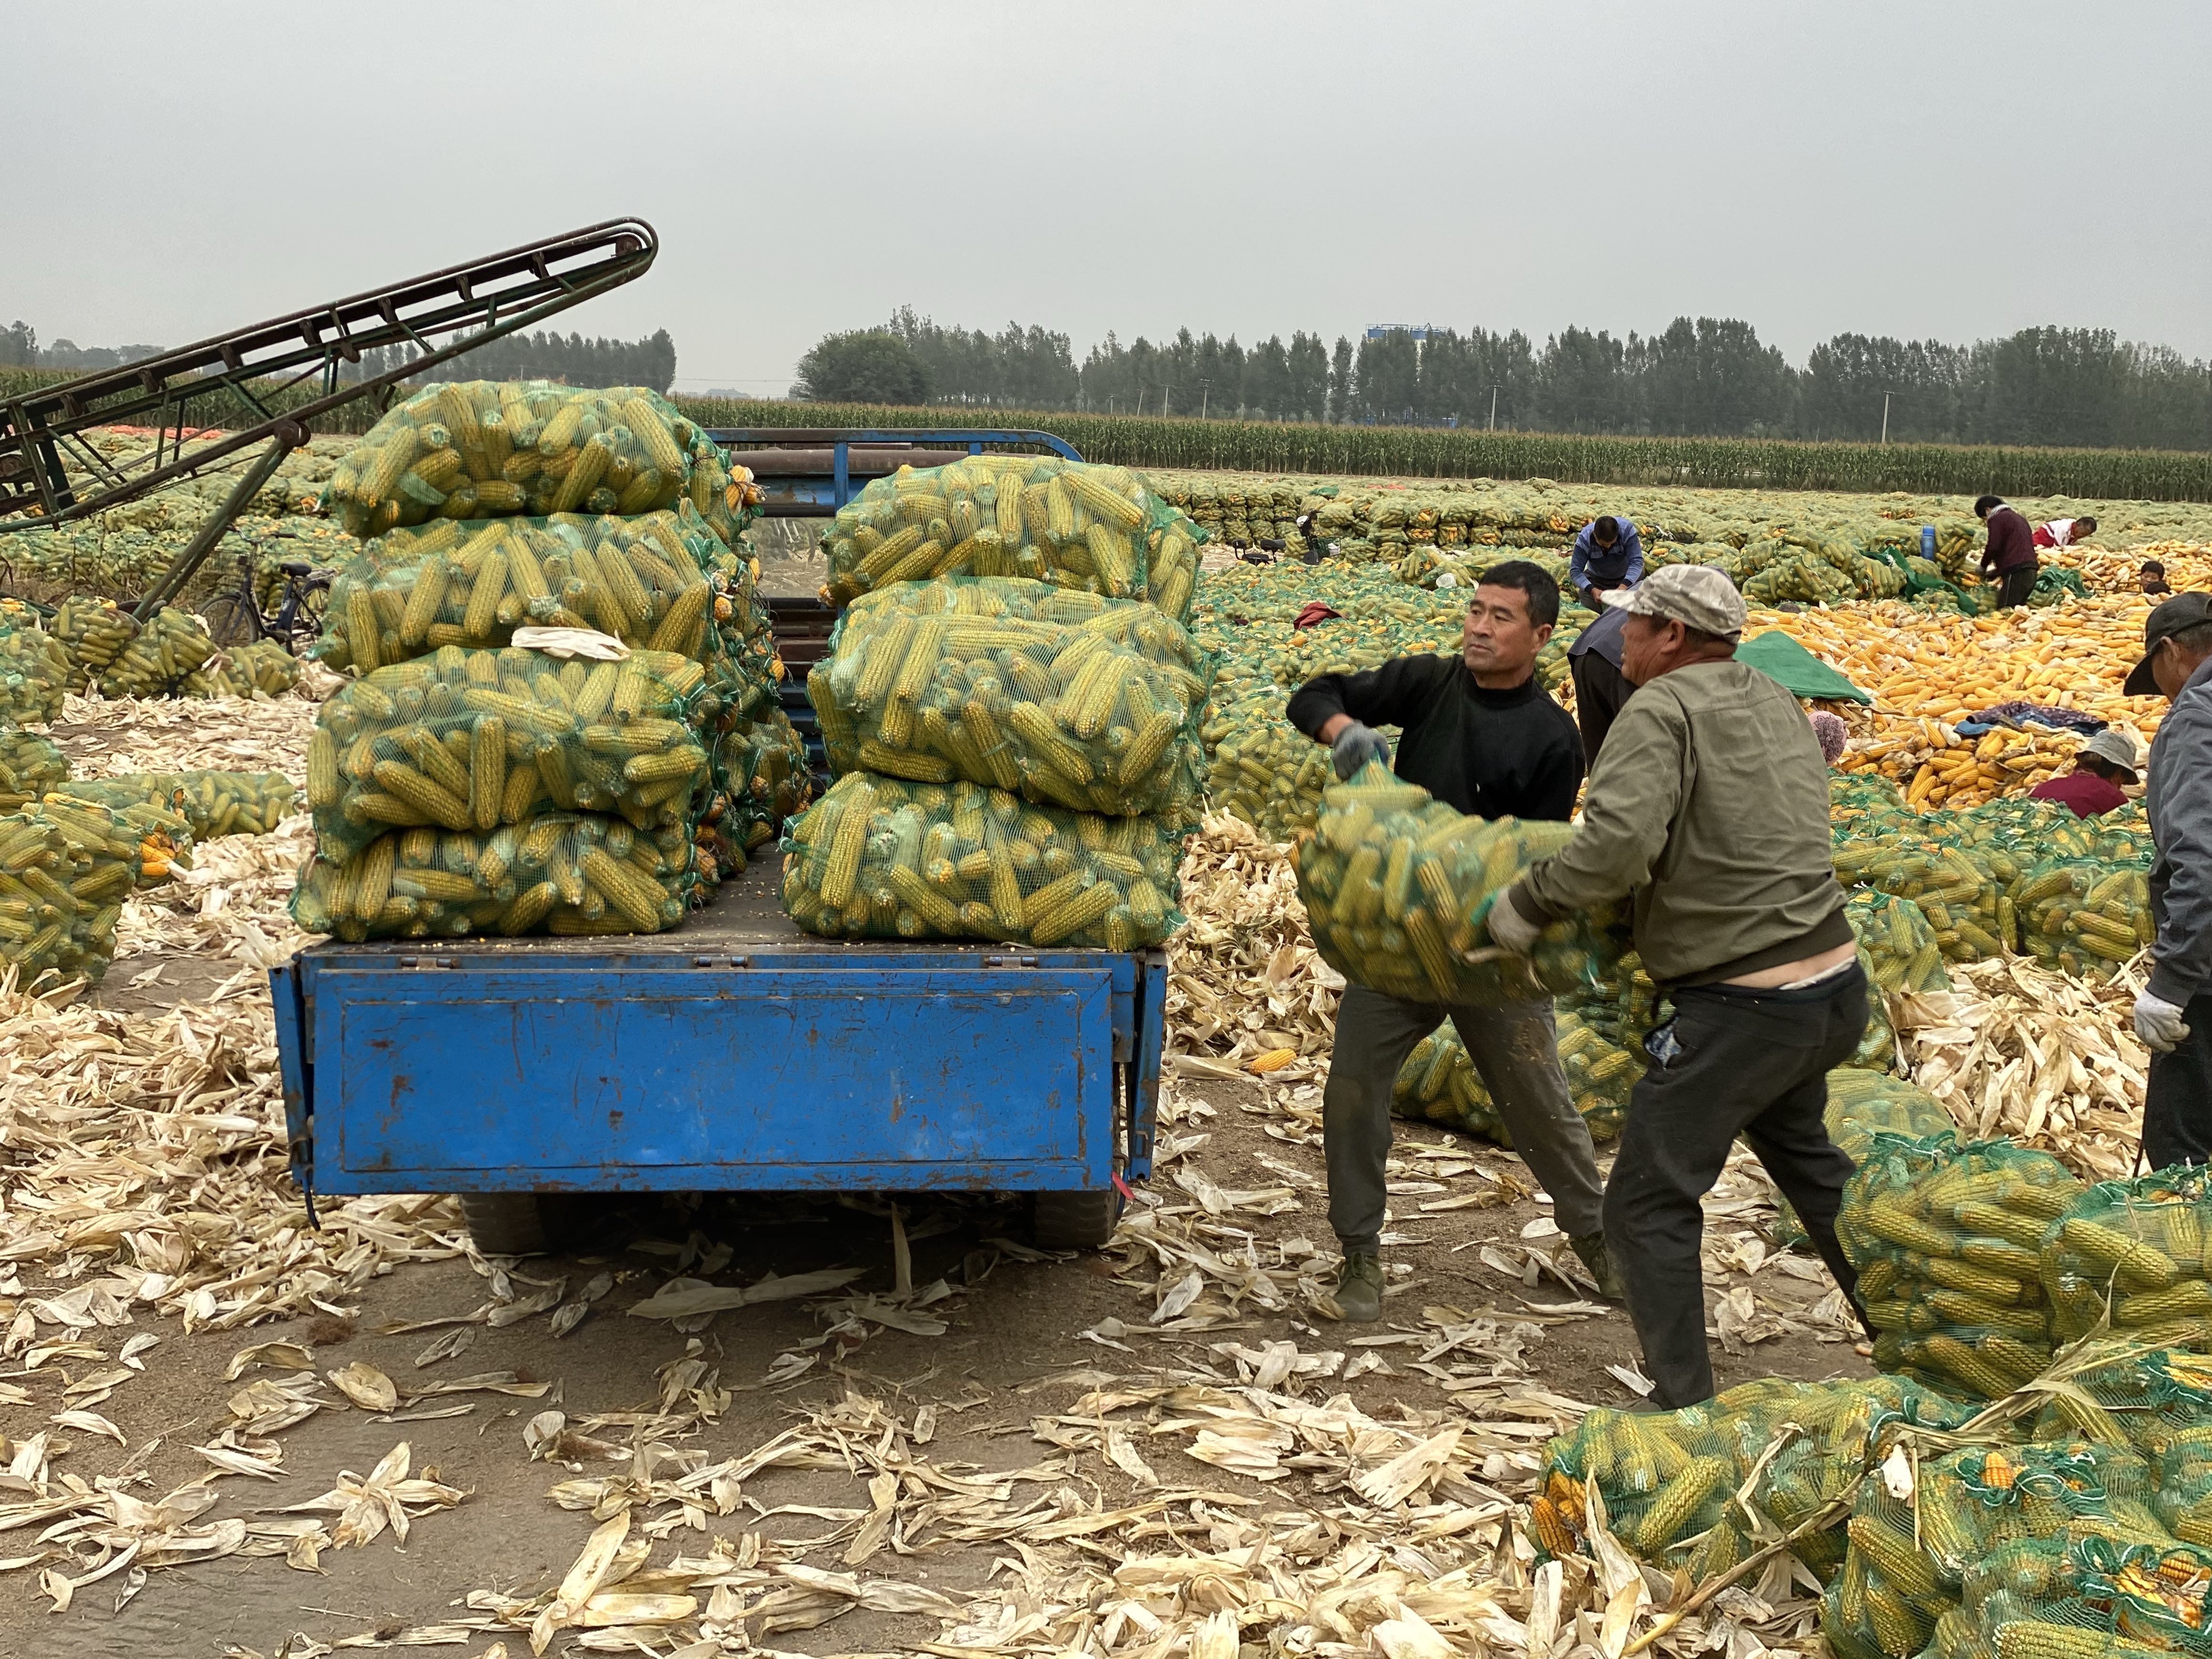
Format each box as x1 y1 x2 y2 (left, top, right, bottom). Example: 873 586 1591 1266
2135 990 2192 1054
1486 885 1543 955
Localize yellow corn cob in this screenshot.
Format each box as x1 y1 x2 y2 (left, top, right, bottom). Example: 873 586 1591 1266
1633 1455 1729 1557
1993 1623 2165 1659
820 784 872 908
1029 878 1117 945
353 836 396 921
1865 1200 1957 1257
1061 466 1146 530
2116 1280 2212 1326
1957 1204 2051 1251
306 728 342 809
356 428 419 509
576 848 661 930
1085 523 1135 594
855 740 955 783
888 865 965 933
371 761 473 831
1921 1333 2022 1399
1864 1582 1929 1659
1921 1256 2027 1303
2061 1219 2181 1290
1116 711 1181 787
405 728 471 801
619 396 685 477
622 749 703 785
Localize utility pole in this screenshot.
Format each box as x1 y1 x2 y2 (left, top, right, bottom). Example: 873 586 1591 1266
1881 391 1892 445
1162 384 1171 417
1488 386 1498 431
1136 389 1144 416
1199 378 1210 419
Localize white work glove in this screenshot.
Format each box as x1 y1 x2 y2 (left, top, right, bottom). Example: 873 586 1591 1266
2135 990 2192 1054
510 625 631 662
1486 884 1543 955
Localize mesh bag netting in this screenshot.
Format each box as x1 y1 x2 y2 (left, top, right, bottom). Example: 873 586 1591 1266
48 594 137 682
1831 831 2009 965
2041 1170 2212 1349
1533 1375 1974 1579
779 772 1188 950
181 639 302 699
712 704 812 858
820 456 1201 623
1388 1005 1640 1145
0 797 172 988
1198 673 1338 842
1824 1069 1960 1165
322 381 752 548
0 732 68 812
1840 1133 2084 1398
311 505 738 675
1849 886 1953 995
1296 761 1631 1006
307 645 710 864
0 619 71 724
809 576 1214 816
1935 1534 2212 1659
292 813 701 942
95 605 216 699
2017 861 2154 983
51 771 294 844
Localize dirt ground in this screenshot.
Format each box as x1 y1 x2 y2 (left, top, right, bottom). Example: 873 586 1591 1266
0 941 1871 1658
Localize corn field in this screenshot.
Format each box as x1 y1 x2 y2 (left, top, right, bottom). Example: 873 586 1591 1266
10 367 2212 501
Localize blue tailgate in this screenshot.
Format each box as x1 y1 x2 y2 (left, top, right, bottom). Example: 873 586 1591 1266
271 944 1163 1198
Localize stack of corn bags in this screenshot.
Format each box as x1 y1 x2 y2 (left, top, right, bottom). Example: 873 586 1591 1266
783 457 1214 949
293 381 796 941
0 793 179 989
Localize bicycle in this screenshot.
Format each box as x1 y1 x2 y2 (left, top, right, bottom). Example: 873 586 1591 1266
199 545 333 654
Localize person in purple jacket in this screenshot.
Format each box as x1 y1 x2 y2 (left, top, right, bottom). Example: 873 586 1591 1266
1975 496 2039 609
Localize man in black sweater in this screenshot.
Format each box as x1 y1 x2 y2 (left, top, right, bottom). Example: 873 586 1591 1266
1287 561 1615 1320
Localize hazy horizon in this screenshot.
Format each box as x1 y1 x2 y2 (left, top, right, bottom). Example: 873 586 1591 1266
10 1 2206 396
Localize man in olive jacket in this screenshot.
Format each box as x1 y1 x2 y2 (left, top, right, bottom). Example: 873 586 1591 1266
1486 564 1865 1408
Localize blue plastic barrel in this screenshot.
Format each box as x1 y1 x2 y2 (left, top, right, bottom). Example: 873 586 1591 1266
1921 526 1935 560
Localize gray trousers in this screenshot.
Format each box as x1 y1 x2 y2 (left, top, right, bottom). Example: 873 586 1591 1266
1323 983 1607 1251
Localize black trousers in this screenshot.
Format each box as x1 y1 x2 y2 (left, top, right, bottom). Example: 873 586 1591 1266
1996 563 2038 608
1569 648 1636 765
1604 964 1869 1408
2146 991 2212 1171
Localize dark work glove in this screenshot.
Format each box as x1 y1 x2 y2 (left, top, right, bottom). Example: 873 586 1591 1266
1330 722 1391 781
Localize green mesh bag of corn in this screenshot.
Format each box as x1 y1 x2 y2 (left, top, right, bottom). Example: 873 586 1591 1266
48 594 137 682
1929 1533 2212 1659
809 576 1214 816
713 704 812 856
2018 1347 2212 1539
1831 830 2008 964
0 732 68 811
1296 761 1631 1006
820 456 1201 623
322 381 748 547
1390 1006 1640 1144
181 638 302 699
2015 859 2154 983
292 813 701 942
1838 1133 2082 1398
1827 1442 2175 1659
1198 676 1339 842
53 771 293 843
95 605 215 699
1532 1375 1973 1580
0 618 72 724
2039 1169 2212 1348
780 772 1187 950
0 796 164 988
307 645 711 865
312 504 738 675
1848 887 1952 995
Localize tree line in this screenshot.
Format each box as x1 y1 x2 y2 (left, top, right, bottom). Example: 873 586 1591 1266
0 320 676 394
791 312 2212 452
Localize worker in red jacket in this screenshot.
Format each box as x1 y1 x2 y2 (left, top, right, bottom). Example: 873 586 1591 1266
1975 495 2038 608
2028 728 2142 817
2032 514 2097 550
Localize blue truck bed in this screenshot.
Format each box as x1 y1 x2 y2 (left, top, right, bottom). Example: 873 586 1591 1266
268 857 1164 1247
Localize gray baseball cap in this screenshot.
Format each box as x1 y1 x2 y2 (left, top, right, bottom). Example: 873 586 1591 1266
2124 592 2212 697
1604 563 1748 639
2081 728 2142 774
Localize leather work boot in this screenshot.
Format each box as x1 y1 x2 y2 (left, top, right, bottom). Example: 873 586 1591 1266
1333 1251 1385 1322
1569 1231 1627 1303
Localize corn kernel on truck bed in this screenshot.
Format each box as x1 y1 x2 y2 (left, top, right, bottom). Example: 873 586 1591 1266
268 429 1160 1257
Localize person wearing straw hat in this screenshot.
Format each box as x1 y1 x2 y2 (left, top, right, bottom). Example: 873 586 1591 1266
1484 563 1867 1408
2027 728 2142 818
2124 593 2212 1168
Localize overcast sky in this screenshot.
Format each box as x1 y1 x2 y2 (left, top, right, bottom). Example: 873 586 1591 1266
11 1 2208 393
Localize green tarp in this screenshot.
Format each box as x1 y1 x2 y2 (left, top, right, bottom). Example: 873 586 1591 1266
1738 628 1871 704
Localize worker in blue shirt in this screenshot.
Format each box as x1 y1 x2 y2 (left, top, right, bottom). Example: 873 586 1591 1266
1567 516 1644 610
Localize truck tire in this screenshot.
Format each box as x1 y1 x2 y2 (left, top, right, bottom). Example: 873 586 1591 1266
1032 1187 1123 1252
459 1192 549 1256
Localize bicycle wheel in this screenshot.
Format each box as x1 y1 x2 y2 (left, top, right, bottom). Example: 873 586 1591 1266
284 579 332 654
200 591 261 647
